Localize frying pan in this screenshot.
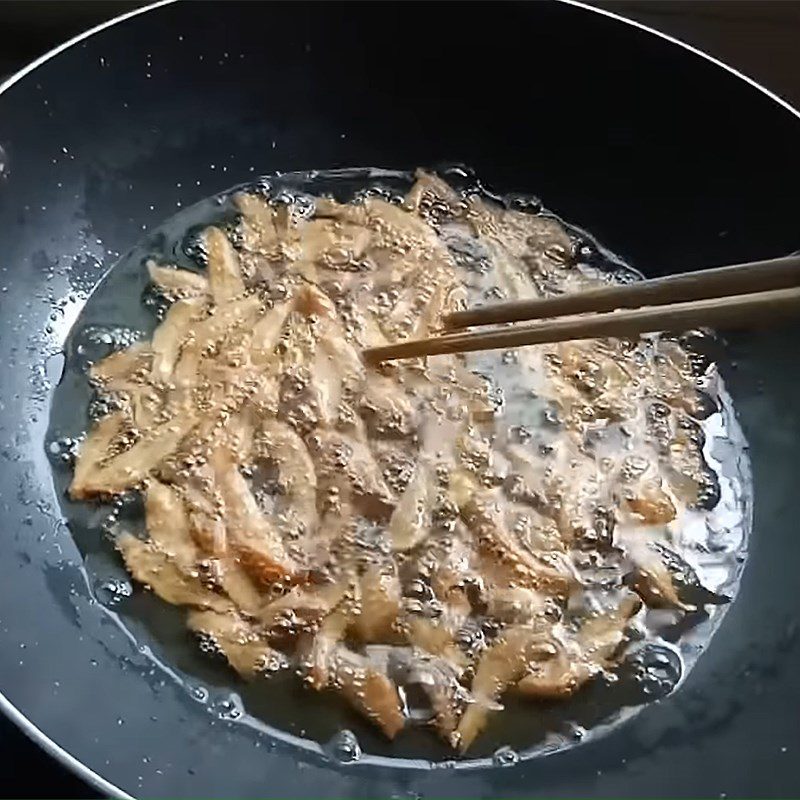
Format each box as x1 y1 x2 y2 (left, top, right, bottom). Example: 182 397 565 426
0 1 798 797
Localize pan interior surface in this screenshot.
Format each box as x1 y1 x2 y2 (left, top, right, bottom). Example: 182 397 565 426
0 2 798 797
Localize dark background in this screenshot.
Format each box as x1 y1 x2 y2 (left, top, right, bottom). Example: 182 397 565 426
0 1 798 797
4 1 800 109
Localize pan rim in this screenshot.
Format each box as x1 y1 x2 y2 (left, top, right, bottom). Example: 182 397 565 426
0 1 795 797
0 690 133 799
561 0 800 122
0 0 176 97
2 0 799 125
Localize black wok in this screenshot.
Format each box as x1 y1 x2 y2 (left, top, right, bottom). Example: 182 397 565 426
0 1 798 797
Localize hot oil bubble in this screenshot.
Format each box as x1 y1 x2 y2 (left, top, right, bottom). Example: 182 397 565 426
113 493 146 528
73 324 140 366
212 695 243 721
543 243 569 265
572 238 596 264
141 281 172 320
197 632 223 658
182 226 210 266
484 285 506 301
492 745 520 767
88 394 119 421
190 685 209 704
324 729 362 764
354 184 395 203
563 722 586 741
505 194 542 214
94 577 133 607
253 178 271 196
501 350 519 366
292 193 315 219
628 643 683 699
46 435 82 466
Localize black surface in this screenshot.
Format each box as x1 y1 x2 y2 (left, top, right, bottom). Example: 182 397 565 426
0 721 95 800
0 3 138 794
0 1 141 80
0 1 798 797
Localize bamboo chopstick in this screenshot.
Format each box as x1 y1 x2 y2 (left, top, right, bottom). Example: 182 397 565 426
443 255 800 329
362 285 800 364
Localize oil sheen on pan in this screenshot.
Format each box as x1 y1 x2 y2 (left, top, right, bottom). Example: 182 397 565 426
45 167 750 766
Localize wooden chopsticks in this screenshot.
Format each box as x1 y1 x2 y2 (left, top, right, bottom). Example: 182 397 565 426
362 255 800 364
443 255 800 329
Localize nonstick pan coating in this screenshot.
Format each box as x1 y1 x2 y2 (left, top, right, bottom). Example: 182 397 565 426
0 2 798 797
